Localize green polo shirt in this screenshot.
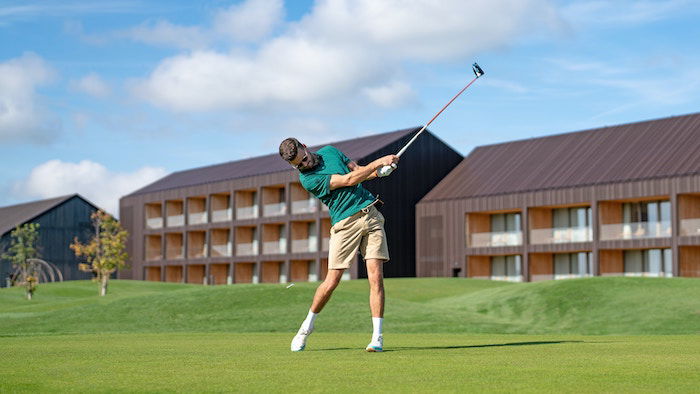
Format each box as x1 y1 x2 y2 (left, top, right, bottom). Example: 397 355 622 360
299 145 375 226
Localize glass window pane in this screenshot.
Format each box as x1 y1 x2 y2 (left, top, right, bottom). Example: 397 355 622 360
648 202 658 223
491 214 505 232
624 250 643 273
647 249 662 274
663 249 673 275
660 201 671 222
492 257 505 276
554 254 570 275
553 208 569 228
623 203 632 223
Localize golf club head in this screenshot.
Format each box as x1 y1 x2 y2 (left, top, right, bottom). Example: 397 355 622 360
472 63 484 78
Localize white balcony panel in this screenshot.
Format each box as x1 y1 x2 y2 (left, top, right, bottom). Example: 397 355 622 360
262 240 286 254
291 199 317 214
211 243 232 257
236 242 258 256
263 202 286 217
237 206 258 220
146 217 163 229
600 221 671 240
680 218 700 236
530 227 592 245
211 209 232 222
470 231 522 247
166 215 184 227
291 239 318 253
188 212 207 225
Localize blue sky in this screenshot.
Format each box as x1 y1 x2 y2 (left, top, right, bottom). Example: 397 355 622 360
1 0 699 215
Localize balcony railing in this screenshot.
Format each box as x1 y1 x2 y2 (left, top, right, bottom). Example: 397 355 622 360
188 212 207 225
166 248 184 260
189 247 207 259
322 237 330 252
211 209 232 222
166 215 184 227
146 217 163 229
262 241 286 254
145 251 162 261
291 199 317 214
600 221 671 240
263 202 286 217
211 243 232 257
236 242 258 256
530 227 592 245
680 218 700 236
491 275 523 282
236 206 258 220
291 239 318 253
470 231 522 247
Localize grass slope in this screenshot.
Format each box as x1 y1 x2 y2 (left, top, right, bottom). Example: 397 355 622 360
1 277 699 335
1 333 698 393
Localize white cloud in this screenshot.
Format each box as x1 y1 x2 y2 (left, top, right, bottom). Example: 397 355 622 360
214 0 284 42
363 81 415 108
71 72 111 98
562 0 699 26
121 20 210 50
14 160 168 216
132 0 564 112
0 52 59 144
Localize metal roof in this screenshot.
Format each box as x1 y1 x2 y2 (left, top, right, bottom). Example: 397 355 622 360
0 194 83 236
422 112 700 202
127 127 420 196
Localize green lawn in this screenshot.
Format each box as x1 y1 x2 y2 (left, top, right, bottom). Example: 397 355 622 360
1 278 698 392
1 333 698 393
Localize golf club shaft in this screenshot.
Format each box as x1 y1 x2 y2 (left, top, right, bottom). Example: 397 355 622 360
396 74 481 158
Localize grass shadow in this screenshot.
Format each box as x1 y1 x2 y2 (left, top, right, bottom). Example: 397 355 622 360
311 340 584 352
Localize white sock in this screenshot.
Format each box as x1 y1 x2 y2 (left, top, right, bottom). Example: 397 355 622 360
301 310 317 332
372 317 383 340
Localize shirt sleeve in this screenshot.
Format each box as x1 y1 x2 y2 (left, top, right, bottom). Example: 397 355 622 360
301 173 331 200
328 145 351 165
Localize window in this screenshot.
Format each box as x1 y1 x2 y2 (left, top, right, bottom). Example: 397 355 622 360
554 252 592 279
623 249 673 277
553 207 591 228
491 213 521 232
622 200 671 238
491 255 522 282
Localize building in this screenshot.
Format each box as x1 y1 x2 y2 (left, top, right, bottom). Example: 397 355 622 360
416 113 700 281
118 128 463 284
0 194 100 287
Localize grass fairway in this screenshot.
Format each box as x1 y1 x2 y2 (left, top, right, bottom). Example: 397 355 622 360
1 333 698 393
1 278 699 392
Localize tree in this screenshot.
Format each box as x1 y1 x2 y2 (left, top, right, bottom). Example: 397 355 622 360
70 210 129 296
2 223 41 300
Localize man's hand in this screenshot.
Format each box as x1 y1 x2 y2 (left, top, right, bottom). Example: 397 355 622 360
375 155 399 177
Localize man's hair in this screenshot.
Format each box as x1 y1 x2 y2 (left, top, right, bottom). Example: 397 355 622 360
279 138 302 162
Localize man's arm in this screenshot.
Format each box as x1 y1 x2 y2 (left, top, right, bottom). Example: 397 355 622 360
329 155 398 190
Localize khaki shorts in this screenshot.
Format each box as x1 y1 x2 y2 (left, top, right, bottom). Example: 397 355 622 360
328 205 390 270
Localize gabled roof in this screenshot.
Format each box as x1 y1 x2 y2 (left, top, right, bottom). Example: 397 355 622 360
127 127 420 196
422 112 700 202
0 194 97 236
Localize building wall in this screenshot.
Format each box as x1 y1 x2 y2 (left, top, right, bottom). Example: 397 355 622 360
0 196 97 287
416 175 700 279
119 131 463 282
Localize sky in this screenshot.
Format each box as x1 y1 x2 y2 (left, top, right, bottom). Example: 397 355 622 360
1 0 700 216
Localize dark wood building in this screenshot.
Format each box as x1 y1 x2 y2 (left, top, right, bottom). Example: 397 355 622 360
416 113 700 281
0 194 99 287
118 128 462 284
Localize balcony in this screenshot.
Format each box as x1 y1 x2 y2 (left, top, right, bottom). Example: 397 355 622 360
165 233 184 260
145 203 163 229
187 197 207 225
530 227 592 245
262 240 286 254
291 198 317 214
211 208 232 222
263 202 286 217
236 206 258 220
211 243 232 257
145 235 162 261
600 221 671 240
165 200 184 227
146 217 163 229
235 190 258 219
291 239 317 253
187 231 207 259
188 212 207 225
236 242 258 256
470 231 522 247
210 229 231 257
210 193 231 223
680 218 700 236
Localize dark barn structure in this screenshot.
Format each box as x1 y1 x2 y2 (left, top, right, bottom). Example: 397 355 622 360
416 113 700 281
118 128 462 284
0 194 100 287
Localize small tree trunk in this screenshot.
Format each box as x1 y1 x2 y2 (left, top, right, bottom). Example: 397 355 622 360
26 290 32 300
100 273 108 296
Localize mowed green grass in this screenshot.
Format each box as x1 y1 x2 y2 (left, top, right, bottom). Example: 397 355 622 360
1 333 698 393
1 278 699 392
1 277 699 335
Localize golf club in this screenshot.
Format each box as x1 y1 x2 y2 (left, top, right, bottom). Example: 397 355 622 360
377 63 485 177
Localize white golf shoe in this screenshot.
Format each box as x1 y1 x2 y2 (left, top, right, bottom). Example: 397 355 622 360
291 328 312 352
365 336 383 352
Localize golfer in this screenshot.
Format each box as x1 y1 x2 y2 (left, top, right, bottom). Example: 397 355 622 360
279 138 399 352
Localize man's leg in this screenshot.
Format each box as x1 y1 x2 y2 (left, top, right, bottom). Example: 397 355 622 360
365 258 385 352
291 268 345 352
